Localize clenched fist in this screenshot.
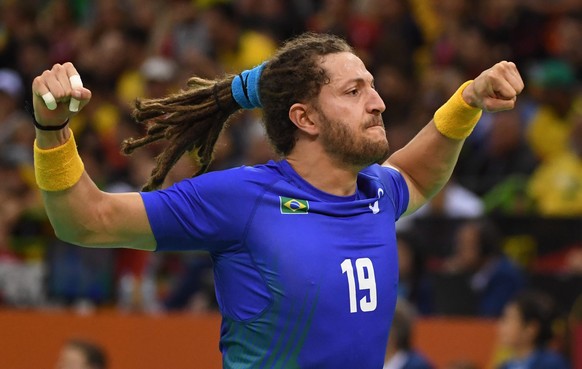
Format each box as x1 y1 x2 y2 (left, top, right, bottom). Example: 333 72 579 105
32 62 92 128
462 61 524 112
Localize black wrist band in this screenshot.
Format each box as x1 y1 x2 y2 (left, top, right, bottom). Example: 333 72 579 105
32 117 69 131
25 100 69 131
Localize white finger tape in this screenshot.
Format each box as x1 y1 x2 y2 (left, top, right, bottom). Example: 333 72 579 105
69 74 83 112
69 98 80 112
41 92 57 111
69 74 83 89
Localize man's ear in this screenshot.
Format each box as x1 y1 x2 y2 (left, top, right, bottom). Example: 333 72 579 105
289 103 319 136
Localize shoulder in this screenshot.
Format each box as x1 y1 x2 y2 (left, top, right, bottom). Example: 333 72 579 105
532 350 570 368
361 164 409 217
144 161 284 208
361 163 402 179
178 162 282 191
360 164 407 191
360 164 408 197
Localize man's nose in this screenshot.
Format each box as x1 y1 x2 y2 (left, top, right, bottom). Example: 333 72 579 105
368 88 386 114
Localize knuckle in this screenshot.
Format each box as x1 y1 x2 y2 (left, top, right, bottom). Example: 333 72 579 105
495 61 510 72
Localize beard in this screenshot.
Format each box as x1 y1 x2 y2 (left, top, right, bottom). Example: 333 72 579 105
317 109 390 168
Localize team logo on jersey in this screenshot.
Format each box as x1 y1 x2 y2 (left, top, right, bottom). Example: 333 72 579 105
280 196 309 214
369 188 384 214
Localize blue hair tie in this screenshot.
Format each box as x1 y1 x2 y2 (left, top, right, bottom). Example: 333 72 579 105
231 62 266 109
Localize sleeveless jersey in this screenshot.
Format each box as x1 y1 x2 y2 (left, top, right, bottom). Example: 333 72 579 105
140 159 409 369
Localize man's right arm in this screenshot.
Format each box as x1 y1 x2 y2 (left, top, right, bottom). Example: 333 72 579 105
33 63 156 251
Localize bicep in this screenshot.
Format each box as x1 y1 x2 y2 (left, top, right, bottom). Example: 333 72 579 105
384 121 464 216
382 162 428 216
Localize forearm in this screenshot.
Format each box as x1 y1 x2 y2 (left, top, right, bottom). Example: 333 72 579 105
386 81 482 214
35 129 153 249
35 128 107 245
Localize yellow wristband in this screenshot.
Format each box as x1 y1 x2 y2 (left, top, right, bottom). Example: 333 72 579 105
434 80 483 140
34 129 84 191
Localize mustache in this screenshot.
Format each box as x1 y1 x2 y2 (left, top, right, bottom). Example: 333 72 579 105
364 117 385 129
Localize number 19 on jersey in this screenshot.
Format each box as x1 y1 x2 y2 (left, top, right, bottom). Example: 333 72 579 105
341 258 377 313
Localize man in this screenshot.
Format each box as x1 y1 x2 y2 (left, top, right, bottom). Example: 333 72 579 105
442 218 525 317
496 290 570 369
56 339 108 369
384 300 434 369
31 33 522 368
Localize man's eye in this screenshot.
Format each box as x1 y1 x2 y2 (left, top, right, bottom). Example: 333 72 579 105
348 89 359 96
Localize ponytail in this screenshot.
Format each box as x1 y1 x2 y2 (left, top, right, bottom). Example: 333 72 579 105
122 63 265 191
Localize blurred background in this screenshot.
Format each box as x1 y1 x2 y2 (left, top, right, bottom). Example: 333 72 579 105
0 0 582 368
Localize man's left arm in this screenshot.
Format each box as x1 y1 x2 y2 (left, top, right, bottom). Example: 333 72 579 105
385 61 524 215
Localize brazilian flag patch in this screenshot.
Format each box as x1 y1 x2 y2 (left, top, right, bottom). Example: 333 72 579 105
280 196 309 214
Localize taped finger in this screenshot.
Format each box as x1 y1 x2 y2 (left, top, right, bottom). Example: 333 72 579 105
69 74 83 112
42 92 57 110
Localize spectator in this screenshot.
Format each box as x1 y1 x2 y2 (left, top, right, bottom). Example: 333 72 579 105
395 230 432 315
527 113 582 216
475 0 548 67
236 0 307 43
496 290 570 369
307 0 379 60
384 299 434 369
370 0 423 74
442 218 526 317
525 59 581 162
55 339 108 369
202 2 277 73
0 68 33 166
458 108 538 198
0 69 45 307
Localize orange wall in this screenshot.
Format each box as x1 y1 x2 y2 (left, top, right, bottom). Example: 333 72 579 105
0 309 223 369
414 318 498 369
0 310 505 369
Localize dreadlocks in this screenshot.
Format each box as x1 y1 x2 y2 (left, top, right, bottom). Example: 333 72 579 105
122 77 239 191
123 32 352 191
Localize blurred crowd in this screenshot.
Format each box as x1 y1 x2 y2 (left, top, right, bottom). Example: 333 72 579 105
1 0 582 350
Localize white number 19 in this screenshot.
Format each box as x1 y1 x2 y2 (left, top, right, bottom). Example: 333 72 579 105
340 258 377 313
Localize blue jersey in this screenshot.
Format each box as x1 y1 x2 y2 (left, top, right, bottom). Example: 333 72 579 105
141 159 409 369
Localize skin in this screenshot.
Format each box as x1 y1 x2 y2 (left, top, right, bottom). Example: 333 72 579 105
55 345 93 369
31 55 523 250
444 222 481 273
498 303 538 359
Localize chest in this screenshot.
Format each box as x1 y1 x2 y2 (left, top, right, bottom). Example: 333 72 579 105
244 192 399 308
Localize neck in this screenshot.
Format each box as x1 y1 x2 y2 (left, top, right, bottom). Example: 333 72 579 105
286 142 361 197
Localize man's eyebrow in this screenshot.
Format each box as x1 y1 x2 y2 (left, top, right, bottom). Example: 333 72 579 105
337 76 375 88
